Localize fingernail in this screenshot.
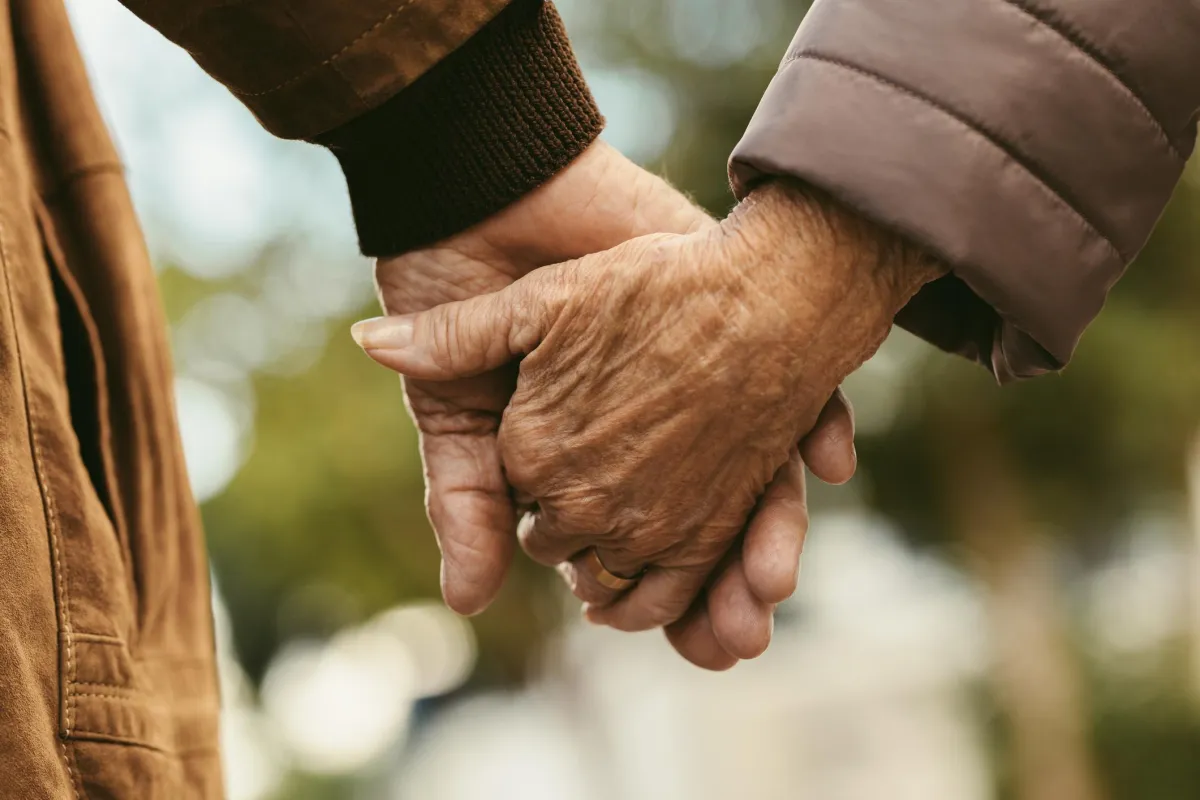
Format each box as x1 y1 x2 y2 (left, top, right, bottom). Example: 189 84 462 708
351 316 414 350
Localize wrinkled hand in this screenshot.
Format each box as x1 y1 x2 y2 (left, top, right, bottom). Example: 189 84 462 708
369 157 865 667
358 181 941 650
373 140 712 618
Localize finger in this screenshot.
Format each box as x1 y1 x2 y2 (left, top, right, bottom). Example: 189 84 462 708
800 387 857 486
584 564 708 632
557 553 628 607
708 554 776 660
741 448 808 605
421 432 517 616
557 560 609 606
517 511 593 567
664 599 739 672
350 269 571 381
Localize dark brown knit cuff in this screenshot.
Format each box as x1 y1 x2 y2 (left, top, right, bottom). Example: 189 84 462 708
318 0 604 256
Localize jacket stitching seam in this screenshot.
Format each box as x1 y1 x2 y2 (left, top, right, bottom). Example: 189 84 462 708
68 683 205 702
781 52 1124 263
67 730 220 759
72 678 218 691
228 0 421 99
72 691 140 700
281 5 370 113
72 692 161 703
64 745 88 798
70 688 220 712
0 222 83 798
995 0 1183 163
71 631 125 645
72 682 141 692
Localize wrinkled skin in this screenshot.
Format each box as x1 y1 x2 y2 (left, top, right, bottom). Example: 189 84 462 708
371 151 870 668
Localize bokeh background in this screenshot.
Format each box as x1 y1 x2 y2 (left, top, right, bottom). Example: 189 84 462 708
69 1 1200 798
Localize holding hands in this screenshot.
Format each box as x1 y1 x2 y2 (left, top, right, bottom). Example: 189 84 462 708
354 144 940 669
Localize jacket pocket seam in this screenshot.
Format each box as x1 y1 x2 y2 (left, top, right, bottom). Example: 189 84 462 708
68 729 221 760
71 631 124 645
71 691 156 703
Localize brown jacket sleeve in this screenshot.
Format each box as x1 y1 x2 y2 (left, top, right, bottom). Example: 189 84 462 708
730 0 1200 382
116 0 603 255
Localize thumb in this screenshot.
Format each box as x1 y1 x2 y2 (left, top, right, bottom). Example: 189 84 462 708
351 270 568 380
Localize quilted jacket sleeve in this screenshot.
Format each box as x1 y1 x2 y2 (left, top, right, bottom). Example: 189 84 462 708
730 0 1200 381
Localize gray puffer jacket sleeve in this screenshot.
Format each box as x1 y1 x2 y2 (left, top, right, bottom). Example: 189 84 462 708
730 0 1200 381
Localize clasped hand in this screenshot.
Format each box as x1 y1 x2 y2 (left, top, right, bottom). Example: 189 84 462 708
353 144 937 668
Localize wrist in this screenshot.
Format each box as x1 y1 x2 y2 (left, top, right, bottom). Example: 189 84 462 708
726 180 945 318
711 180 946 381
462 141 712 269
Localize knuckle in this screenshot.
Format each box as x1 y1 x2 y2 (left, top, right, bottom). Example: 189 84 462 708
669 536 732 572
497 419 551 490
425 309 458 373
502 289 542 356
502 457 541 494
549 493 612 538
595 540 656 576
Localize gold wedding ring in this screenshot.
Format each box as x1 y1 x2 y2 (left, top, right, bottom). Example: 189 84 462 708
583 548 641 591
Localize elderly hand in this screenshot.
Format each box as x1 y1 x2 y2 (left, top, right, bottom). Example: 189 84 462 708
368 166 871 666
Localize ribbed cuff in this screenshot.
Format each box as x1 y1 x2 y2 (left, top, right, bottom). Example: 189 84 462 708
318 0 604 256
